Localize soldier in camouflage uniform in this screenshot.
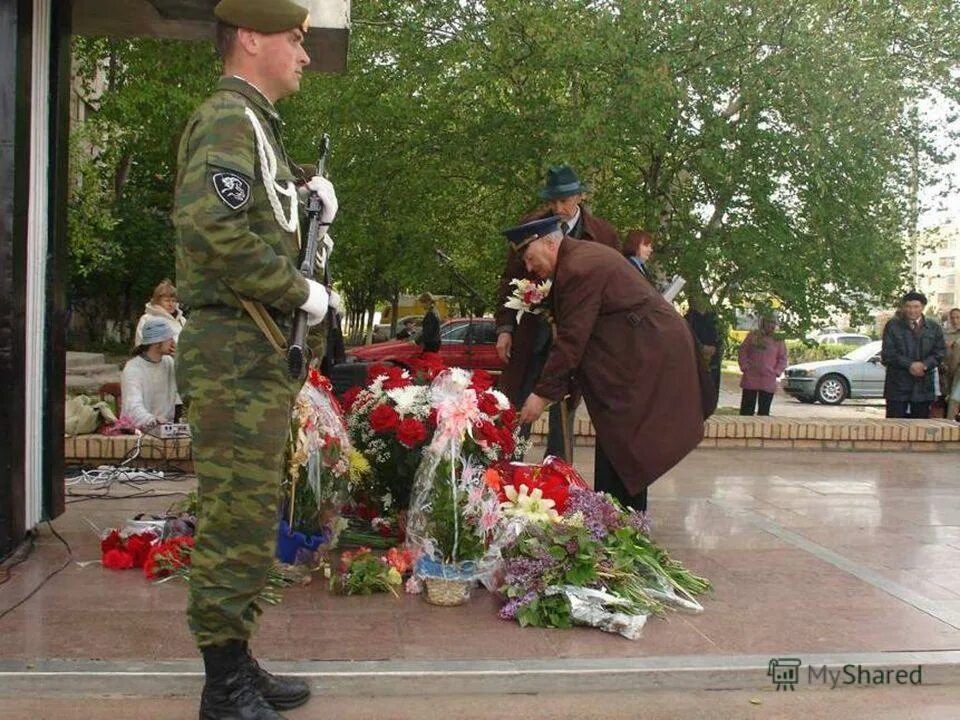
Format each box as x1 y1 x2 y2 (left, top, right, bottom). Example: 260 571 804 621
172 1 339 718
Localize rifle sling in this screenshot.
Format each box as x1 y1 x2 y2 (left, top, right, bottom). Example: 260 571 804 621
236 296 287 357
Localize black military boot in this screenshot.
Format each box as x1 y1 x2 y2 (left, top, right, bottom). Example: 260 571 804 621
200 640 286 720
242 642 311 710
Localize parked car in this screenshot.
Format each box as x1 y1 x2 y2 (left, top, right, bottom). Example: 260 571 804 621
372 314 424 343
781 340 884 404
814 332 873 347
330 318 504 394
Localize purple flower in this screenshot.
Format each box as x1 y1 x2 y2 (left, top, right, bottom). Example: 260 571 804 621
498 591 537 620
626 509 652 535
564 486 622 539
503 555 556 593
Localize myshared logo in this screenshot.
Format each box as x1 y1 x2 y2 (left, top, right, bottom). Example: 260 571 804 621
768 658 923 690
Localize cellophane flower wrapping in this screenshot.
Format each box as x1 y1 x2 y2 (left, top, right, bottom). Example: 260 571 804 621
284 369 354 549
498 486 711 639
405 368 525 583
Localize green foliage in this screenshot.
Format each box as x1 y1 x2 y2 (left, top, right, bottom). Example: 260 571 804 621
423 461 486 563
68 2 960 339
68 37 217 345
785 341 864 365
333 549 401 595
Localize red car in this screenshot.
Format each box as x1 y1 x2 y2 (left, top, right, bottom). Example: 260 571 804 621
346 317 504 372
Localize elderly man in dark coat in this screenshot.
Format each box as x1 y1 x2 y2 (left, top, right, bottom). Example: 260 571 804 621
511 216 705 511
881 291 946 419
495 165 619 460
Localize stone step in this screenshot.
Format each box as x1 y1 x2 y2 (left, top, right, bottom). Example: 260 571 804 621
67 362 122 377
65 351 106 368
0 651 957 698
65 372 121 394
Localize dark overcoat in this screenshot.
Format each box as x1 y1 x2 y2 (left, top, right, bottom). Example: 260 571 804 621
495 206 619 404
881 315 946 402
533 239 704 494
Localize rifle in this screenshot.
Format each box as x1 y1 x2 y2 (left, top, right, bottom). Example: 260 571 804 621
287 134 331 378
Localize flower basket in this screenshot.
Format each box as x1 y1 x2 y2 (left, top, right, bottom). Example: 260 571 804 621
414 537 479 608
424 576 472 606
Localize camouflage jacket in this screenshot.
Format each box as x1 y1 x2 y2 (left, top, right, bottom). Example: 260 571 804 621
173 76 308 316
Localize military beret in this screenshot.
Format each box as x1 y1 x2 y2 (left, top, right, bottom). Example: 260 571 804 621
214 0 310 34
502 215 562 253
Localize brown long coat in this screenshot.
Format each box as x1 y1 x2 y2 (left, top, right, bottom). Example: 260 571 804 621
534 239 704 494
495 206 619 404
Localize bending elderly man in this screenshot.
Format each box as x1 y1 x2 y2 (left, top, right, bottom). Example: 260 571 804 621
512 216 705 513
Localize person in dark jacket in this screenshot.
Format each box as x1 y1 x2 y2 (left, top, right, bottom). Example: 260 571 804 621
685 291 723 408
494 165 620 461
419 293 442 353
881 291 946 419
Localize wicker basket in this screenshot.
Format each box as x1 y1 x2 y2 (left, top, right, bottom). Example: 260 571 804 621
423 576 471 606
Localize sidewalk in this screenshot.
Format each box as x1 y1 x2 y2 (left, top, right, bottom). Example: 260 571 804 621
3 448 960 717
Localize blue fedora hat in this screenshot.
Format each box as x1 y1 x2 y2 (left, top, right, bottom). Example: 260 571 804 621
538 165 588 200
502 215 562 253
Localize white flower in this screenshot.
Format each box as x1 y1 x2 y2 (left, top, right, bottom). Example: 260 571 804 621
386 385 427 416
499 483 560 524
488 389 511 410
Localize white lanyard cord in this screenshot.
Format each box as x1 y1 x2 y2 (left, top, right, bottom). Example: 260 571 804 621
244 106 299 233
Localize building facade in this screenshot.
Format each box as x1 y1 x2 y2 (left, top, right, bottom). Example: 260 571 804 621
918 225 960 315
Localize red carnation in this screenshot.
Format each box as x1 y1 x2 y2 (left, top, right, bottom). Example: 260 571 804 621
396 417 428 448
124 532 157 569
494 427 515 456
143 536 194 579
469 369 495 392
102 548 134 570
382 366 411 390
368 403 400 433
474 420 500 447
366 363 392 384
412 352 447 381
477 392 500 417
500 407 517 430
340 386 361 412
100 529 122 554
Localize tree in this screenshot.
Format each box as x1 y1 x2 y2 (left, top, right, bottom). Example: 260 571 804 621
69 1 960 343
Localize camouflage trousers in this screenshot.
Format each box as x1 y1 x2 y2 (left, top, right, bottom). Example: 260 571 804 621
176 307 298 648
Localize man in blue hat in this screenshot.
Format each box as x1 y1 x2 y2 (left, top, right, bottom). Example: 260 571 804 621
506 217 705 513
494 165 620 460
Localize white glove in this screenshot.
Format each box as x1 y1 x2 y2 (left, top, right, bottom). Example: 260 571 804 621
329 290 344 316
306 175 338 226
300 279 329 327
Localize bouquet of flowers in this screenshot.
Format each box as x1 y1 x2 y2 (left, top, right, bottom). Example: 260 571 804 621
279 368 359 565
503 278 553 324
498 486 710 639
345 363 436 513
405 368 525 604
331 546 415 596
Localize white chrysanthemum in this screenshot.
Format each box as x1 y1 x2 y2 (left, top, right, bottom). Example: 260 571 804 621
386 385 428 416
488 389 511 410
448 367 472 389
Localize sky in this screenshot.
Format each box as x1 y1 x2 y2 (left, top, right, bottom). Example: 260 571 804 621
918 91 960 231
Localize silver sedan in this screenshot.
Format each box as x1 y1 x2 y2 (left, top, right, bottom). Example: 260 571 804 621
781 341 884 405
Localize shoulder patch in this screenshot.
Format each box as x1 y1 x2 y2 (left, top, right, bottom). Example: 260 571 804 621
212 171 251 210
